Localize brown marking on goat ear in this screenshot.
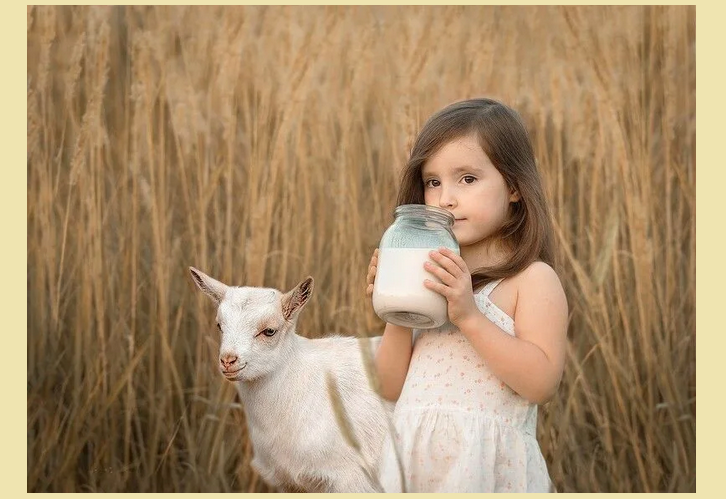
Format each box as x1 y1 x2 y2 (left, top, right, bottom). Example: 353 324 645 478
189 267 206 289
298 276 313 302
282 277 314 321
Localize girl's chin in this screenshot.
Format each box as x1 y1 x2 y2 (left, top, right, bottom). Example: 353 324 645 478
454 235 474 247
452 228 472 244
454 234 493 250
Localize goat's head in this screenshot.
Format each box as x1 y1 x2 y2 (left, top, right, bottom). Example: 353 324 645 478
189 267 314 382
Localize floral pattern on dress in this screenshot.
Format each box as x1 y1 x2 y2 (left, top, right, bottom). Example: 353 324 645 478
378 279 554 493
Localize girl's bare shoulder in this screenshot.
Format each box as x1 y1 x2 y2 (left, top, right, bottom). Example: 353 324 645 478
511 261 568 316
488 261 566 319
515 261 563 286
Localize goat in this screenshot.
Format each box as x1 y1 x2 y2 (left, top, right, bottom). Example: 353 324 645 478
189 267 391 492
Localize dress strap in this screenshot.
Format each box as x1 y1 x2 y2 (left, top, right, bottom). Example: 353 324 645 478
477 278 515 336
480 278 505 297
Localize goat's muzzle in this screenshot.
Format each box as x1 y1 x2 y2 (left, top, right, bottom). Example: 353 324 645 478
222 361 248 380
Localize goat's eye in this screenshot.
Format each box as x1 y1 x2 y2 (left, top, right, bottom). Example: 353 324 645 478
262 328 277 337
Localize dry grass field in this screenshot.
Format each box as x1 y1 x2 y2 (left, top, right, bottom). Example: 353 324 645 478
27 5 695 492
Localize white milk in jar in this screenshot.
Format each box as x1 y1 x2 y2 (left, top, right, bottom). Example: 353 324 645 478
373 248 449 328
372 205 459 329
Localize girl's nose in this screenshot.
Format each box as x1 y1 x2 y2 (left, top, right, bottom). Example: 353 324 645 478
438 187 457 208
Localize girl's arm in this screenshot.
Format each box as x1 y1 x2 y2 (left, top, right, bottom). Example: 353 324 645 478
374 323 413 401
457 261 568 405
366 248 413 402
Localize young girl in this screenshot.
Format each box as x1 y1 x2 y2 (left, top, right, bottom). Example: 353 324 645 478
367 98 568 493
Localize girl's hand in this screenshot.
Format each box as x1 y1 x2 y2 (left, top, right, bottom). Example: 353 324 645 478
423 247 479 327
366 248 379 297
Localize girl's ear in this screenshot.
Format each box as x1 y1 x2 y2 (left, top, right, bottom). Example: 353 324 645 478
509 188 521 203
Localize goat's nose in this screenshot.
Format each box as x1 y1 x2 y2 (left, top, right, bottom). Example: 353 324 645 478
220 354 238 369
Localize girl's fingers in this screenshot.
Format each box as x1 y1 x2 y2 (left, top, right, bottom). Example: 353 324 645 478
424 279 449 297
367 249 379 295
368 255 378 274
367 250 379 285
437 247 468 273
367 264 376 284
429 250 464 278
424 260 456 286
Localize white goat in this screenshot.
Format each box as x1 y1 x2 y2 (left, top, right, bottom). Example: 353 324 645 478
189 267 391 493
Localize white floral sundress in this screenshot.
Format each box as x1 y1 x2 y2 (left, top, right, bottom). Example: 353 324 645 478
377 278 555 493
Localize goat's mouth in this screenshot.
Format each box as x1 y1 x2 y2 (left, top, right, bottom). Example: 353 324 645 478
222 362 248 380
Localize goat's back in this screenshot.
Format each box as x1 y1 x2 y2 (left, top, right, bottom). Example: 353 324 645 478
241 334 390 492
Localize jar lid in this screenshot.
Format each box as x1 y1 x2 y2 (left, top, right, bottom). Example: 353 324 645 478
394 204 455 226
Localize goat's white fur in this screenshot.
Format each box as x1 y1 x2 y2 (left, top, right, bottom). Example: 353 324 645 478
189 267 391 493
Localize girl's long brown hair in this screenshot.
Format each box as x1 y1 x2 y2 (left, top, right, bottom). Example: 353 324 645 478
397 98 555 290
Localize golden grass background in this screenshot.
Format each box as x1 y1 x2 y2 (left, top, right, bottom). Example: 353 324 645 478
26 5 695 492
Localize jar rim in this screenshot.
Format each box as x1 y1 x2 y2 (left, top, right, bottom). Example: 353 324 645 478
394 204 455 225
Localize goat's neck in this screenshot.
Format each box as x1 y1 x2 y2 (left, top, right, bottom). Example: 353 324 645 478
235 333 307 424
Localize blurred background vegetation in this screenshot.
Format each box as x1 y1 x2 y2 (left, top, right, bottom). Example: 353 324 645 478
27 5 695 492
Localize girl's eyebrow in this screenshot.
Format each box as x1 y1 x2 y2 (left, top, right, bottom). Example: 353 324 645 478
422 164 483 177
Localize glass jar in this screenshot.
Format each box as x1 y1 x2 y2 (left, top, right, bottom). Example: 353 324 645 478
372 204 460 329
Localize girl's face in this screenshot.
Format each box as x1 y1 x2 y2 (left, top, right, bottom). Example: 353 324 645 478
421 133 520 251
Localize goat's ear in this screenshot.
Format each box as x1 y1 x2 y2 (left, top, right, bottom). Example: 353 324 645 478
189 267 229 304
281 276 314 321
